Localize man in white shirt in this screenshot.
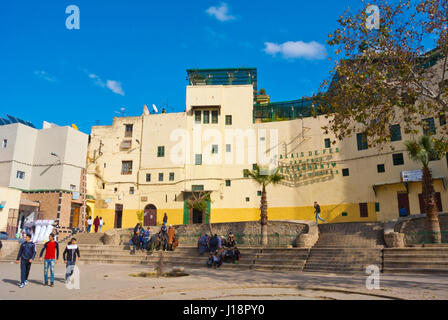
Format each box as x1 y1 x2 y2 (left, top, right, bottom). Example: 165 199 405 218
99 217 104 233
87 217 93 233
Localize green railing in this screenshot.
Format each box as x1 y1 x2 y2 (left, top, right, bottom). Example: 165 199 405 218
410 231 448 244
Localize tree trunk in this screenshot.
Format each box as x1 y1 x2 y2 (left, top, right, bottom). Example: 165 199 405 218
422 166 441 244
260 185 268 246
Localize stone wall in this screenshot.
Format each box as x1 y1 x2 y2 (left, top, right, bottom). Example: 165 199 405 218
393 213 448 246
0 240 20 258
108 220 311 247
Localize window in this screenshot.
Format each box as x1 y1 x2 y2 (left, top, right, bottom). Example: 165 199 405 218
243 170 249 178
342 168 350 177
130 187 134 195
225 180 231 187
252 164 257 170
16 171 25 180
212 144 218 154
120 140 132 150
195 111 201 124
70 184 76 190
377 164 385 173
195 154 202 165
245 197 250 202
392 153 404 166
169 172 174 181
356 133 368 151
257 191 262 196
125 124 133 137
192 185 204 192
390 124 402 142
1 139 6 149
225 115 232 125
375 203 380 212
440 112 447 126
121 161 133 175
359 203 368 218
324 138 331 149
423 118 436 135
203 111 210 124
146 174 151 182
226 144 231 153
102 183 105 190
157 146 165 157
211 110 218 124
159 173 164 181
114 187 118 193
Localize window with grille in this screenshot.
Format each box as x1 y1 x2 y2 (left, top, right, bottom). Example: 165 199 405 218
390 124 402 141
324 138 331 148
159 173 164 181
203 111 210 124
125 124 133 137
157 146 165 157
225 115 232 125
146 174 151 182
195 111 201 124
356 133 368 151
169 172 174 181
393 153 404 166
195 154 202 165
121 161 133 175
212 110 218 124
423 118 436 135
212 145 218 154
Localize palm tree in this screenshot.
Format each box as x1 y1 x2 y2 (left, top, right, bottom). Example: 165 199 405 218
404 135 448 243
244 165 284 246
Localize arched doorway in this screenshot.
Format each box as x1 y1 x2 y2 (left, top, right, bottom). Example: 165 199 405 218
144 204 157 226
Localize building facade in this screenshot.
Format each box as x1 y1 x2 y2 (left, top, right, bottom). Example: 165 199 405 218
0 119 89 235
86 68 448 232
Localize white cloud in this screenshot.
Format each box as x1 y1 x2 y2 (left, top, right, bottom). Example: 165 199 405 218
206 2 236 22
85 71 125 96
106 80 124 96
263 41 327 60
34 70 56 82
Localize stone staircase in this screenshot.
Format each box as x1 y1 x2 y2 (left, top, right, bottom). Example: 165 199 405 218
303 223 385 273
76 245 311 272
383 247 448 274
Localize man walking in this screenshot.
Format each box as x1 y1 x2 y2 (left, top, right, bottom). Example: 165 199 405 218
15 234 36 288
93 216 100 233
87 216 93 233
99 217 104 233
163 213 168 225
63 238 80 283
314 201 326 225
39 233 59 286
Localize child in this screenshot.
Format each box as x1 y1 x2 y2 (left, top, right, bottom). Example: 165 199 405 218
206 253 213 268
213 250 222 268
233 247 241 264
63 238 80 283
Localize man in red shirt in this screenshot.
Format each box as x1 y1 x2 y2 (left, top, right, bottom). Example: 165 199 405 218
39 234 59 286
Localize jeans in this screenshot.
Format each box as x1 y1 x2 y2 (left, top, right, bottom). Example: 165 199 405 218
65 261 76 281
316 213 326 224
87 225 91 233
44 259 55 284
20 259 32 284
99 225 102 233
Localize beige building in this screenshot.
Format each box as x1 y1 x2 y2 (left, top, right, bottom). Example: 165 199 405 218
86 67 447 232
0 117 89 235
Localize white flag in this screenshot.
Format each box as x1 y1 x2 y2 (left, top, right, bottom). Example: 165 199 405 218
152 104 158 113
143 104 150 115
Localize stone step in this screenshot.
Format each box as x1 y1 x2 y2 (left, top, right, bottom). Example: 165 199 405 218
383 261 448 268
383 267 448 274
383 254 448 261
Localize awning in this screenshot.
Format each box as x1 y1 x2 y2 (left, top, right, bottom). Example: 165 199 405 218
190 105 221 110
373 176 446 196
20 199 40 207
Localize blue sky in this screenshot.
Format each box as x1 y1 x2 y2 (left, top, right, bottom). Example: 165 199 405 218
2 0 373 132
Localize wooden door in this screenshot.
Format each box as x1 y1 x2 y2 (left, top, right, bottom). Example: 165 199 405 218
397 193 410 216
115 204 123 229
144 204 157 226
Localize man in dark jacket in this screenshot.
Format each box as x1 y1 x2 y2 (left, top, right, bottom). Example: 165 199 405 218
63 238 80 283
209 234 219 253
15 234 36 288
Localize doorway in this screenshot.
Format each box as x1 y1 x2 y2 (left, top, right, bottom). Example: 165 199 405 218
115 204 123 229
192 208 203 224
397 192 410 216
144 204 157 226
70 204 81 228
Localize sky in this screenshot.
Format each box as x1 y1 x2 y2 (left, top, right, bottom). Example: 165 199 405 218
0 0 399 132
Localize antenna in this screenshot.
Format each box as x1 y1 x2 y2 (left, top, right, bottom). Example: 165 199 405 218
114 107 126 117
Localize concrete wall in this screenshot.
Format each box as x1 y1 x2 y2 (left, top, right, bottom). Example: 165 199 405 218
0 187 21 232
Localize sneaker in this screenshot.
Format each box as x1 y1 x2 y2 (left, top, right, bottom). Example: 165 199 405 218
19 283 25 288
44 281 48 286
24 280 28 286
50 283 54 287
